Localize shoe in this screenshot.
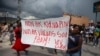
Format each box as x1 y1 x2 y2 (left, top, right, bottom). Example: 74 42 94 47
0 40 3 43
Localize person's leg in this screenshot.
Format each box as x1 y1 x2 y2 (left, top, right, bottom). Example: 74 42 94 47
89 33 93 42
86 37 88 44
0 33 4 42
89 34 91 42
97 37 100 47
9 33 14 45
91 35 94 42
9 37 12 45
54 49 57 54
52 49 57 56
9 39 13 45
96 37 99 46
93 36 96 46
84 37 88 44
24 50 28 55
17 51 20 56
9 37 14 45
9 40 12 45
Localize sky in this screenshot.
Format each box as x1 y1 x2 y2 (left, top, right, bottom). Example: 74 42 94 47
0 0 100 21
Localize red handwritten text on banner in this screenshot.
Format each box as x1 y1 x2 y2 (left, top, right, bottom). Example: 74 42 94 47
21 16 70 50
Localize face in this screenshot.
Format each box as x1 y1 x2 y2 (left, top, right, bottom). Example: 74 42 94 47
72 26 80 34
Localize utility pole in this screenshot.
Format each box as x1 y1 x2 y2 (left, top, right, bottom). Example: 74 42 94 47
5 9 7 23
95 12 98 24
17 0 22 20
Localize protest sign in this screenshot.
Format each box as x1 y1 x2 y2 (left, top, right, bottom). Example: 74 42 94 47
21 16 70 50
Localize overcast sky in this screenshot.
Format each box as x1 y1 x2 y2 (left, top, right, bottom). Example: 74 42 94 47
0 0 100 21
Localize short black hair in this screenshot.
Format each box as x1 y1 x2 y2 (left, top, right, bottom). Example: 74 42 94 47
73 24 81 32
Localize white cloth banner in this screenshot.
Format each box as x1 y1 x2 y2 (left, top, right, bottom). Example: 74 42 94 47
21 16 70 50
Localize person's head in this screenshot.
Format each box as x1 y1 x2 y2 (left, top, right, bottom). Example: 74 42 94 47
71 25 80 34
17 22 21 27
82 24 85 27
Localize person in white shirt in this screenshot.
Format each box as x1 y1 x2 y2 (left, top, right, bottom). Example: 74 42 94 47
0 22 8 42
88 23 95 42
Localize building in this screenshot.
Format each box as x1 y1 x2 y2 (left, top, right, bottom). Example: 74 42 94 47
63 13 90 26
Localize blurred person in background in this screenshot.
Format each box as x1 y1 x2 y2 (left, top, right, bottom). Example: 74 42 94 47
84 28 89 44
93 25 100 47
0 22 8 42
88 23 95 42
8 23 14 45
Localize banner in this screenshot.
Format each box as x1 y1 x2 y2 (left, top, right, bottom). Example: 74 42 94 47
21 16 70 50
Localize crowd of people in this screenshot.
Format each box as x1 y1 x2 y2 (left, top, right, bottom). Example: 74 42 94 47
0 20 30 56
79 23 100 47
0 20 100 56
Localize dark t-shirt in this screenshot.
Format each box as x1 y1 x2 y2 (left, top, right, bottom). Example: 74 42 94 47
68 34 81 53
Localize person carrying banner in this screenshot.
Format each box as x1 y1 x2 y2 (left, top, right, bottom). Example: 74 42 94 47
12 22 30 56
66 25 83 56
